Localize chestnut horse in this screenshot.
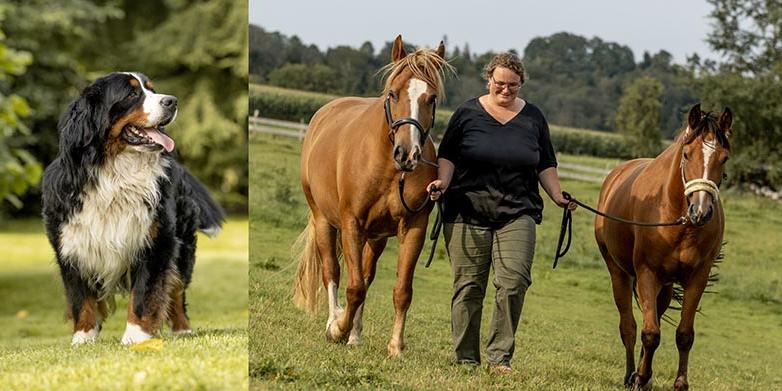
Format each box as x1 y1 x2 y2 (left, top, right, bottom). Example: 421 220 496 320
595 104 732 390
293 36 451 356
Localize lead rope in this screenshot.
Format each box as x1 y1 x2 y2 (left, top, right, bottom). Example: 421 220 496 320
553 191 690 269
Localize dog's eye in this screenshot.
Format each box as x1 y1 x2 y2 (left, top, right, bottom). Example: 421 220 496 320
126 90 140 100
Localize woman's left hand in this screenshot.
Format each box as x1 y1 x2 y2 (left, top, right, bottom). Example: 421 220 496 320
555 195 577 210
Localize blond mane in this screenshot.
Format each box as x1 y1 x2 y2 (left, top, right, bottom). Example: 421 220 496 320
380 48 454 98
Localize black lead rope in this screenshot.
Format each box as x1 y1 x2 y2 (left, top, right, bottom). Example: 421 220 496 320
553 198 573 269
425 200 443 268
553 191 690 269
396 176 443 268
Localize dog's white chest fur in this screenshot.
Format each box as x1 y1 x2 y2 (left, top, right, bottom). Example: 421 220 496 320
59 152 168 290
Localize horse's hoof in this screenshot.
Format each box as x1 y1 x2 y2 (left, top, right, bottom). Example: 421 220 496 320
347 334 361 345
623 372 636 388
674 376 689 391
630 372 652 391
387 341 405 358
325 320 348 344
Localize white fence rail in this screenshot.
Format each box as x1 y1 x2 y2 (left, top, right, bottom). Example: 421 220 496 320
249 115 610 183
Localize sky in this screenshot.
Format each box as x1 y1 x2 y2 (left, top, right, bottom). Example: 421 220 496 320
250 0 720 64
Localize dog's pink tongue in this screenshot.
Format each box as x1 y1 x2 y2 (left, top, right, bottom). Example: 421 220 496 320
145 128 175 152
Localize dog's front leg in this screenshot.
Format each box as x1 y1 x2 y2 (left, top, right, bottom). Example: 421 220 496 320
121 222 179 345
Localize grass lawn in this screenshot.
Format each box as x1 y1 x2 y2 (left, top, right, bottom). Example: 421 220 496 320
0 217 249 390
249 132 782 390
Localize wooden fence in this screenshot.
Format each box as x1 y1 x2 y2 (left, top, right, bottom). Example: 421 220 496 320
249 113 610 183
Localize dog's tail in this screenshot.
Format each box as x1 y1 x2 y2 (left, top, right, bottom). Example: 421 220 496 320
182 168 225 238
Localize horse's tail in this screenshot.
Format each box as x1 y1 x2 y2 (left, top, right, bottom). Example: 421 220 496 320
292 214 323 313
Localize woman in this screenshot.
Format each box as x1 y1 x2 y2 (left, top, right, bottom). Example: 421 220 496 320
427 52 575 372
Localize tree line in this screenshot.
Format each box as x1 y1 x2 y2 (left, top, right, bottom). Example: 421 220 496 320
250 26 697 138
250 0 781 191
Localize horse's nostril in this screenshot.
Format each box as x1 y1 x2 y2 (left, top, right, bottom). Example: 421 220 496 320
411 148 421 162
393 145 405 162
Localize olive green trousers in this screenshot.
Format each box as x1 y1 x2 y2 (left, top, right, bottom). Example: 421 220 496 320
444 215 536 365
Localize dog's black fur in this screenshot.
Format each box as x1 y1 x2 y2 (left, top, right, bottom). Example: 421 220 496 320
42 72 223 344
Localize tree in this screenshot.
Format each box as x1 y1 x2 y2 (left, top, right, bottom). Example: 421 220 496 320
0 9 40 210
700 0 782 188
2 0 122 215
267 63 339 93
706 0 782 76
615 76 664 157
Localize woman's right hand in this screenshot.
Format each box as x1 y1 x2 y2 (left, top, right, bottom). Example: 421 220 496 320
427 180 446 200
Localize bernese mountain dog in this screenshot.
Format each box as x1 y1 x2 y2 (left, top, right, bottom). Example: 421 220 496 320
42 72 224 345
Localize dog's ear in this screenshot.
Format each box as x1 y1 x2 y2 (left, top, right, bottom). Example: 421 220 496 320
58 85 110 167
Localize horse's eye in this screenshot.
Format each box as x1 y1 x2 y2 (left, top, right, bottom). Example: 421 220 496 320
389 91 398 101
428 95 437 105
683 152 689 161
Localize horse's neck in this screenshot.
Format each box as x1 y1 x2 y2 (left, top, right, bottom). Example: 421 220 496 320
647 141 687 209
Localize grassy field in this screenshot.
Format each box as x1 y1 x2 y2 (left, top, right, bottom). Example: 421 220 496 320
249 132 782 390
0 217 249 390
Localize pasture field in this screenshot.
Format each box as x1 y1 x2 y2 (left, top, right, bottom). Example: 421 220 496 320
0 218 249 390
250 132 782 390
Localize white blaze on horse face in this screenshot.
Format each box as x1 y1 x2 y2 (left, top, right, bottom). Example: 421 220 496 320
700 138 718 204
406 78 428 148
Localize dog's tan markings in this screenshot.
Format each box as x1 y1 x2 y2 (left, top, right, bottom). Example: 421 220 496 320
74 296 100 332
129 78 140 87
126 268 182 335
167 282 191 332
106 109 149 157
145 81 154 90
149 220 161 241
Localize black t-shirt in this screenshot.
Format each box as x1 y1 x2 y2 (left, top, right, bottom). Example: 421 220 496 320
437 97 557 228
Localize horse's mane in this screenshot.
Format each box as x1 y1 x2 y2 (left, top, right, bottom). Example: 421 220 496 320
380 48 454 98
677 111 730 149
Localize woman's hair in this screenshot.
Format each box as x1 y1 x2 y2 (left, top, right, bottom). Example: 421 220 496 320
483 52 527 85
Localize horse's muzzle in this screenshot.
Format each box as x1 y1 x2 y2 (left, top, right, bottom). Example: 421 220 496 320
393 144 420 172
688 202 714 227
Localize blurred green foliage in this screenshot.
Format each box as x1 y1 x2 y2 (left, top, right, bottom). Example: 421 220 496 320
1 0 247 216
615 76 665 158
0 5 41 210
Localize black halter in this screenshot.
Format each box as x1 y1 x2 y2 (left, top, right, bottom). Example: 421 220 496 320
384 93 437 144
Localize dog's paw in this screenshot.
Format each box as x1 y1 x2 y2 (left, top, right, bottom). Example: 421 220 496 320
71 328 99 346
121 323 153 345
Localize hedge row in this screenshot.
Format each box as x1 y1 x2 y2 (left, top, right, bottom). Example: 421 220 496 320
250 84 637 159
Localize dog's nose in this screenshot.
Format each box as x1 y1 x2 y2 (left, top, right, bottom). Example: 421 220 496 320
161 96 177 109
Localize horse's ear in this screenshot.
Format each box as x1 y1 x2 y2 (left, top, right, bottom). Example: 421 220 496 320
436 41 445 59
719 107 733 137
687 103 702 130
391 35 406 62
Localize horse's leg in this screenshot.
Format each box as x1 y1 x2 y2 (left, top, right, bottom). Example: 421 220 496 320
633 269 662 390
328 217 366 343
348 237 387 345
603 254 637 387
312 216 343 341
387 212 428 357
674 271 709 391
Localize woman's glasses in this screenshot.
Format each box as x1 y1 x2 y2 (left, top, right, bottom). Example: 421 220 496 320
491 77 521 92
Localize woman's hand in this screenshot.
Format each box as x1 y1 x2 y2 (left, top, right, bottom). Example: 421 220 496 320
427 180 446 200
554 192 577 210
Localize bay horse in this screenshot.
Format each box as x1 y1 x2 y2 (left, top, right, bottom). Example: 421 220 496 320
293 36 451 357
595 104 732 390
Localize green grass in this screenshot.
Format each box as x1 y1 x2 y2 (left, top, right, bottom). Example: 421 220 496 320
249 132 782 390
0 218 249 390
